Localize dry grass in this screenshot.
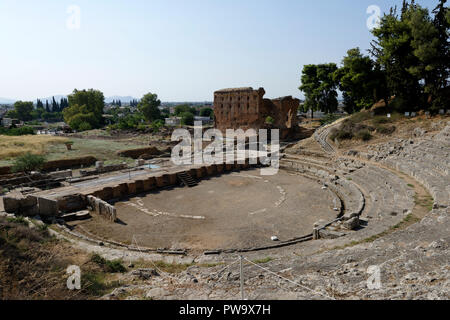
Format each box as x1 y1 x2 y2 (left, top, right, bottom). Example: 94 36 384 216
0 135 69 159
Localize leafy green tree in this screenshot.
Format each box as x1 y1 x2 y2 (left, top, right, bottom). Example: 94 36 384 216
299 63 338 116
12 101 34 121
64 89 105 130
138 93 161 122
174 104 196 116
429 0 449 110
180 112 194 126
299 65 320 118
334 48 387 113
371 6 419 111
265 116 275 125
12 152 45 173
36 99 44 109
52 96 59 112
199 107 213 118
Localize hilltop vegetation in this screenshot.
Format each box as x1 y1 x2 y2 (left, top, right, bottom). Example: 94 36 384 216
300 0 449 116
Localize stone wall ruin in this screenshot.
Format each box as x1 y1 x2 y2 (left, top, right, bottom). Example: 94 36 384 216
213 87 300 137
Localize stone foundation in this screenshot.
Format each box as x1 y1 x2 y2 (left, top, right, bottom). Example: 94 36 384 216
87 195 117 222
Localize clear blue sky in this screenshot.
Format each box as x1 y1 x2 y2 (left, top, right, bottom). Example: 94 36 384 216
0 0 439 102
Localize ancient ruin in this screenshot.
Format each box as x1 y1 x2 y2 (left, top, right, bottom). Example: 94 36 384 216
213 87 300 137
1 101 449 300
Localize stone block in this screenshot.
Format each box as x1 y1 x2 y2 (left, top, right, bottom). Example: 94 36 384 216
102 187 113 201
156 175 166 188
189 169 197 179
119 183 128 195
142 179 152 191
135 180 144 193
196 167 205 178
127 182 137 195
3 197 20 213
168 173 178 185
206 165 216 176
343 217 360 230
38 197 59 216
112 185 122 199
146 177 156 190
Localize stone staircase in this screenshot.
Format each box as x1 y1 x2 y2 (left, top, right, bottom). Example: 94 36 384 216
177 172 198 188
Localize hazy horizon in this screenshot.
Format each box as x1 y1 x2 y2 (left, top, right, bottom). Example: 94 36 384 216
0 0 439 102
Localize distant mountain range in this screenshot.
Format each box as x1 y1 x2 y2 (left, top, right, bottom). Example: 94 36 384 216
0 95 139 105
0 97 16 104
0 95 215 105
104 96 137 103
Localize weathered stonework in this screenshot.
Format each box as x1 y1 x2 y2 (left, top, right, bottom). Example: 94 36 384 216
213 87 300 135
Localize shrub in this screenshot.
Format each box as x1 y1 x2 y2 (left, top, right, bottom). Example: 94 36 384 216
265 116 275 125
356 130 372 141
330 128 353 141
78 122 92 132
90 253 126 273
12 152 45 173
0 126 35 136
151 119 164 132
320 114 343 126
180 112 194 126
349 111 372 123
335 130 354 140
375 125 396 135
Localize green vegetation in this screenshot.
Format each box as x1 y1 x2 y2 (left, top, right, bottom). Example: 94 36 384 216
180 111 194 126
11 152 45 173
63 89 105 131
355 130 373 141
0 126 35 136
329 111 400 142
199 107 213 118
300 0 449 115
334 48 387 114
7 216 29 226
174 104 196 116
319 114 344 126
299 63 339 117
252 257 274 264
90 253 127 273
81 272 122 297
138 93 162 122
8 101 34 121
414 194 434 212
265 116 275 125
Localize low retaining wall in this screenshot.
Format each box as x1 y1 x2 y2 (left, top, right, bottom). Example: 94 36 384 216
84 160 263 202
3 194 60 217
42 156 98 172
80 164 127 177
117 147 162 159
3 159 264 220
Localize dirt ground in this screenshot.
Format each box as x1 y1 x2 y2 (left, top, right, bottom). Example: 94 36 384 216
70 169 337 251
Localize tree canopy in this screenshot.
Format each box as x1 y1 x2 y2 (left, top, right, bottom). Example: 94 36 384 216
138 93 161 122
301 0 449 115
299 63 339 116
63 89 105 131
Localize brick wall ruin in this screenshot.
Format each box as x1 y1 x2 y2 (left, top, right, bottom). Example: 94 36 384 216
213 87 300 135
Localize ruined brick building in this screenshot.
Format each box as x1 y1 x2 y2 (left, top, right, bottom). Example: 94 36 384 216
213 87 300 137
